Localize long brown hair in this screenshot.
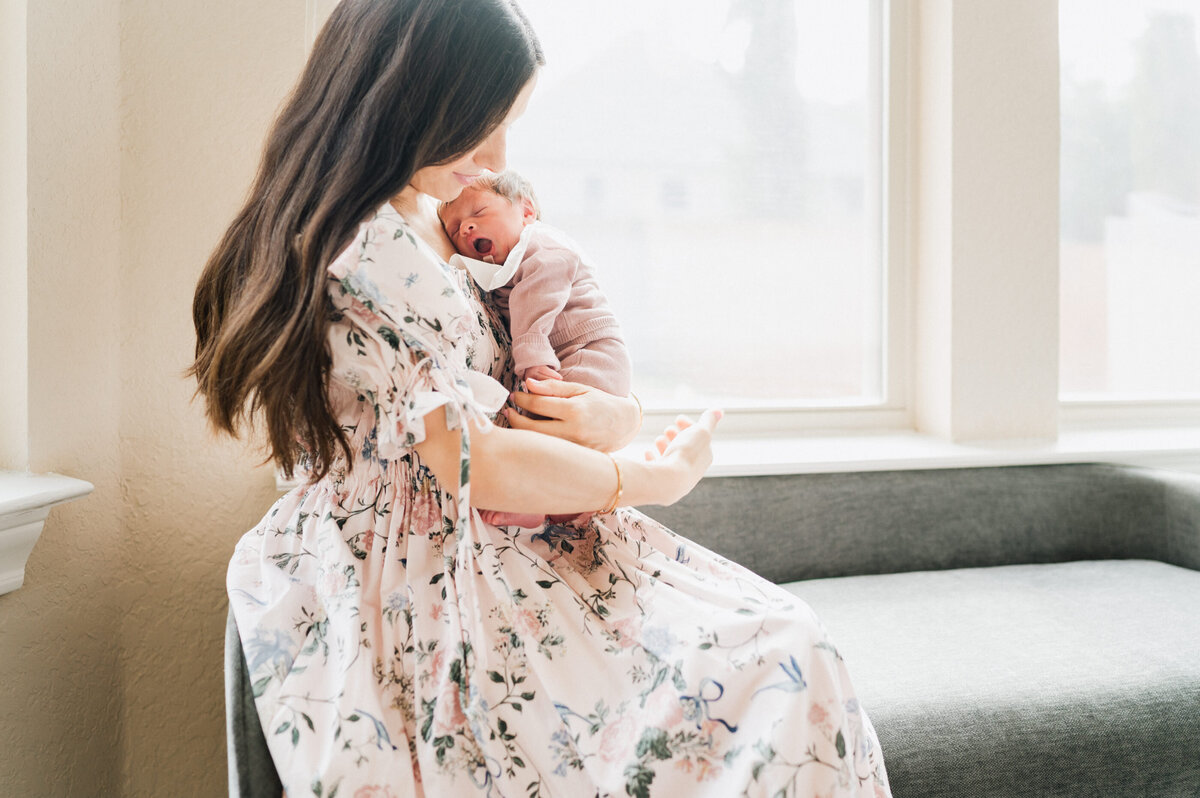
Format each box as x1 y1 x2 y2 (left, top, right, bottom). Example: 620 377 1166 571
190 0 543 480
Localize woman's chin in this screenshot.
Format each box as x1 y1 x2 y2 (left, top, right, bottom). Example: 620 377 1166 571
433 184 465 203
410 178 464 204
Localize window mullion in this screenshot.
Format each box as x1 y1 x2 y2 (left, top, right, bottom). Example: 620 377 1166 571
913 0 1060 442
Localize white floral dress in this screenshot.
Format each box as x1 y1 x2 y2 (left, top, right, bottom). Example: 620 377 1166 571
228 203 892 798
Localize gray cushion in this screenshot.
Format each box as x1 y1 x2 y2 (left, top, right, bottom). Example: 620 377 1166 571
785 560 1200 797
641 464 1200 583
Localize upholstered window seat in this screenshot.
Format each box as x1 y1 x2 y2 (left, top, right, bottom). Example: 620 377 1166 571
644 464 1200 797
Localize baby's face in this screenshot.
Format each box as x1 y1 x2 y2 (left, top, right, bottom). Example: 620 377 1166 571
440 186 534 263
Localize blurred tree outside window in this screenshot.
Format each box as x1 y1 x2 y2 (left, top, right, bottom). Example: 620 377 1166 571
507 1 883 409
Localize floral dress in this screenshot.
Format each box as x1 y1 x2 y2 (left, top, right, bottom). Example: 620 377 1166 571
228 203 892 798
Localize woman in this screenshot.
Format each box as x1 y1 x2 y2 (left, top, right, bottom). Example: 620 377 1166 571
193 0 891 795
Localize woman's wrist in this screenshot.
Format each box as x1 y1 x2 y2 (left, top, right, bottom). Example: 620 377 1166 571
610 392 642 451
598 453 624 514
614 455 689 509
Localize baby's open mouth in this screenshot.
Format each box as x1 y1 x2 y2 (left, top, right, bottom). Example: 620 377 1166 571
473 237 494 256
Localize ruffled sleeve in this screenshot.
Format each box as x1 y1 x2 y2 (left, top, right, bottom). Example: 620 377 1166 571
325 207 508 462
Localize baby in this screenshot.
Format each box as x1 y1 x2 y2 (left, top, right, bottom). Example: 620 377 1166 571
439 170 632 527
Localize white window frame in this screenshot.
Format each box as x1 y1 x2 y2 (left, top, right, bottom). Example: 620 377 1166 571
652 0 1200 470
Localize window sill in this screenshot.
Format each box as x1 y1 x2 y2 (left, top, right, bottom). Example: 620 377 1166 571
617 425 1200 478
0 471 94 595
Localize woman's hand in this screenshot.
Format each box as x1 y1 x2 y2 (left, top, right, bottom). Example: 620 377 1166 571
504 377 641 452
635 409 724 506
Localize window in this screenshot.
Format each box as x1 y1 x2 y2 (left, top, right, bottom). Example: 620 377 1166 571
291 1 1200 468
508 1 889 410
1060 0 1200 399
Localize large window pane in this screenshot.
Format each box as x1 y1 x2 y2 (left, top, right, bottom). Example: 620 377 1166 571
1060 0 1200 398
508 1 883 408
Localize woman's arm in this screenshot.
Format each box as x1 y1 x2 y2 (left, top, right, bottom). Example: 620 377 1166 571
415 405 720 514
503 377 642 452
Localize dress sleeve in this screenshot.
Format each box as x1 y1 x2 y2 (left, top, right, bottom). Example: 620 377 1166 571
325 213 508 462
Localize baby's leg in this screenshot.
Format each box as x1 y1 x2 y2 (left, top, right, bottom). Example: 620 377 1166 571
556 336 632 396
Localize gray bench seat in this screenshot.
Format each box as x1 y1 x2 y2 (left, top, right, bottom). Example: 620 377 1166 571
786 559 1200 797
640 464 1200 796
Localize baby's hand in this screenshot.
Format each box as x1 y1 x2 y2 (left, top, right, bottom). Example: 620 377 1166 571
523 365 563 383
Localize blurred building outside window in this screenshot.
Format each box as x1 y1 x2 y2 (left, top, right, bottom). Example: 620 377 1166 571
1060 0 1200 400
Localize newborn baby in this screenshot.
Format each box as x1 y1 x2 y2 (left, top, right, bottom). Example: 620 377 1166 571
440 170 631 394
440 170 632 527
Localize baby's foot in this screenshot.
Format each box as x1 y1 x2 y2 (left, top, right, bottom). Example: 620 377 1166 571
480 509 545 528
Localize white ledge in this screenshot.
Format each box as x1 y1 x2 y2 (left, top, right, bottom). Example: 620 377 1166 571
685 426 1200 478
0 471 94 595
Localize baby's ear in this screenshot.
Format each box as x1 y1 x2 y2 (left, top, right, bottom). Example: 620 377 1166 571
520 196 537 223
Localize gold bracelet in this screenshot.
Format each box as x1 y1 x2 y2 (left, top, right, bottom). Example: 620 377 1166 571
599 453 623 514
630 391 643 431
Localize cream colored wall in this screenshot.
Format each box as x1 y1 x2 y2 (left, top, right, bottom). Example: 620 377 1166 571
116 2 302 795
2 1 303 796
1 0 124 795
0 0 29 470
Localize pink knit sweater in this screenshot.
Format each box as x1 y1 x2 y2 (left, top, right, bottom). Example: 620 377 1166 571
489 224 628 390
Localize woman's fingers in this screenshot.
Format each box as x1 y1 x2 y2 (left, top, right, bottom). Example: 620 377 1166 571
509 378 592 422
508 392 564 421
659 409 722 458
697 408 724 431
525 377 586 397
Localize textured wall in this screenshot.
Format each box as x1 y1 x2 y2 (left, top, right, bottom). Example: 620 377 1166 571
116 2 302 795
0 0 29 470
1 2 304 796
0 0 124 795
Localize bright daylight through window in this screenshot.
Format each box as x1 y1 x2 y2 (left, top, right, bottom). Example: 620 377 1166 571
507 1 883 410
1060 0 1200 399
